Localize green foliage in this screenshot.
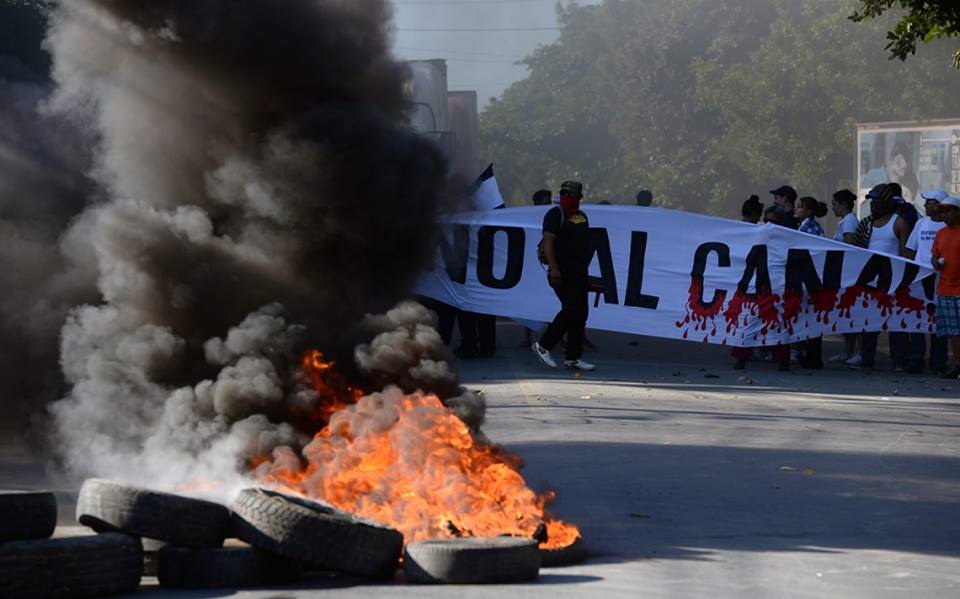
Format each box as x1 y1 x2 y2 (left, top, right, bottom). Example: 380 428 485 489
850 0 960 67
480 0 960 215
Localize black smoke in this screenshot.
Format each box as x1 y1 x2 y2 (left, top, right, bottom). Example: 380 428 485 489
13 0 477 492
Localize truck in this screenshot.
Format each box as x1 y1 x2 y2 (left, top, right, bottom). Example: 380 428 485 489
404 59 480 180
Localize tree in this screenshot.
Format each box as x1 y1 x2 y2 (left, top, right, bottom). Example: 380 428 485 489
850 1 960 67
480 0 960 215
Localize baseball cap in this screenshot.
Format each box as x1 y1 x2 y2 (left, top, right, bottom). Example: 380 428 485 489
940 196 960 209
560 181 583 196
769 185 797 201
865 184 888 200
921 188 949 202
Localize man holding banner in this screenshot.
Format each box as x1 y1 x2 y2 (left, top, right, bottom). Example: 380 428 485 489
932 196 960 379
532 181 596 371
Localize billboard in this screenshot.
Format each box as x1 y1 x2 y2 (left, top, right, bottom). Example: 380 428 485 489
857 120 960 217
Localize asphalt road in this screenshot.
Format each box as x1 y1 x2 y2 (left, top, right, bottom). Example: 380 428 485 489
3 324 959 598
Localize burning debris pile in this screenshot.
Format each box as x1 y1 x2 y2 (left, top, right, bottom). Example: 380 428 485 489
0 0 583 591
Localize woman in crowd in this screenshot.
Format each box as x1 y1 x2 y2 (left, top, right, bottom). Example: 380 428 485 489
830 189 859 363
796 196 827 237
741 195 764 223
795 196 829 368
733 196 785 370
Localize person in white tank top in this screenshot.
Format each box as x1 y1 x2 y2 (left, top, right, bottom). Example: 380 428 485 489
867 212 904 255
849 185 911 370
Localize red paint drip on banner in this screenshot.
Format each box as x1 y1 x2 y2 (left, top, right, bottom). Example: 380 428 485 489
679 278 928 342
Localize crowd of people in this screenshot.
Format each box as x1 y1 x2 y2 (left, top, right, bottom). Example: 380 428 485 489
737 182 960 378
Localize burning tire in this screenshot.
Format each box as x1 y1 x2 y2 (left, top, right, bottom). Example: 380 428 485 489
76 479 229 548
0 490 57 542
540 536 587 567
0 532 142 597
403 537 540 584
157 543 300 588
231 488 403 579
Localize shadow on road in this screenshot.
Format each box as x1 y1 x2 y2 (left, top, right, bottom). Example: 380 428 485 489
506 441 960 563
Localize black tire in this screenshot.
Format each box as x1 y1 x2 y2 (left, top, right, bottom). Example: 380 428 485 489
231 488 403 579
0 490 57 542
158 545 300 588
403 537 540 584
76 478 229 548
540 536 587 567
0 532 142 598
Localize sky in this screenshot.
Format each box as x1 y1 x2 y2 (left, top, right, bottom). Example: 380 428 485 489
390 0 598 109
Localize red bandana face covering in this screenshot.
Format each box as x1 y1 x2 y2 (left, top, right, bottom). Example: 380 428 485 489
560 196 580 217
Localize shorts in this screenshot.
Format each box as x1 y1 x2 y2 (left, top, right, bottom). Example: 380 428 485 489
936 295 960 337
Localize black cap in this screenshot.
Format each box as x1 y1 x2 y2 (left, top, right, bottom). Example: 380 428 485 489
769 185 797 201
560 181 583 196
865 183 889 200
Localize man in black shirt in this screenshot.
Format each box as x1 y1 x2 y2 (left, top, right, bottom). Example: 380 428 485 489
532 181 596 371
770 185 799 230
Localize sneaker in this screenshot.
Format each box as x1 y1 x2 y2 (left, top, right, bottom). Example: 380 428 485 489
845 354 863 367
733 359 747 370
893 365 906 374
563 359 596 371
827 352 849 363
790 349 801 363
532 341 557 368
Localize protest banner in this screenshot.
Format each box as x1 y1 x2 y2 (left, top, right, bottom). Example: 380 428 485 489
416 206 937 347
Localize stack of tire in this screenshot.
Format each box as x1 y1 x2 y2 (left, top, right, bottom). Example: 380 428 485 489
74 479 298 590
51 480 574 591
0 488 141 597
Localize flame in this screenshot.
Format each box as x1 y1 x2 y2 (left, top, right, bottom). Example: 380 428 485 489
295 350 365 426
254 352 580 549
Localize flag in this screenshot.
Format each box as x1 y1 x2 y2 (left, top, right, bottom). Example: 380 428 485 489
470 163 505 211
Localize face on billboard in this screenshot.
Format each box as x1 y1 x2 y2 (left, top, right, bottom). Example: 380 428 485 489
858 127 960 217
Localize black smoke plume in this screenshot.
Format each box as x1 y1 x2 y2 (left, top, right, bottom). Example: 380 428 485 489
28 0 476 494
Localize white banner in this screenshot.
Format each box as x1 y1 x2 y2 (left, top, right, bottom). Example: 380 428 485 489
417 206 937 347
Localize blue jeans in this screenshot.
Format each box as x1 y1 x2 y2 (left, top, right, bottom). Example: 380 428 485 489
908 333 948 371
861 332 908 369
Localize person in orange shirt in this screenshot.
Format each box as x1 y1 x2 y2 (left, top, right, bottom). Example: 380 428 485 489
931 196 960 379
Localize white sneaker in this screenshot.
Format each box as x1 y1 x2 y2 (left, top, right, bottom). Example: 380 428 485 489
532 341 557 368
827 352 849 363
563 359 596 371
845 353 863 367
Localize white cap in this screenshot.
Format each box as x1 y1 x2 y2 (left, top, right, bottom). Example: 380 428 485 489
940 196 960 209
921 188 949 202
